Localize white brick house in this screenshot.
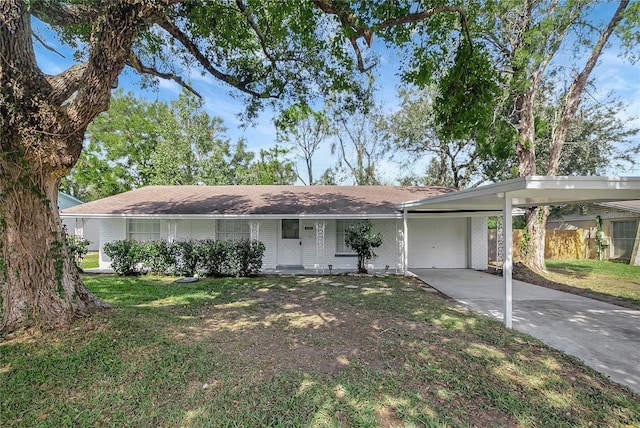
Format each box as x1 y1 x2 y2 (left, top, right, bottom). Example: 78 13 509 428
61 185 490 272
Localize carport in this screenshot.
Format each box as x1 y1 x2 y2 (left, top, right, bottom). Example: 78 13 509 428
399 175 640 328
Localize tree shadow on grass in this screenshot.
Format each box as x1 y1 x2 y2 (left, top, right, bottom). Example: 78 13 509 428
2 276 639 427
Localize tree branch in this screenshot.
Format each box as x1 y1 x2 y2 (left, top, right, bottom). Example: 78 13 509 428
62 2 151 131
376 7 461 30
30 0 183 26
234 0 276 64
546 0 630 176
30 0 100 26
127 52 201 98
348 35 375 72
44 63 88 106
32 30 65 58
311 0 373 45
154 16 277 99
377 7 473 52
312 1 473 69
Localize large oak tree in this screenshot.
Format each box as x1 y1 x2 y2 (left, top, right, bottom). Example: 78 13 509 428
474 0 638 271
1 0 472 331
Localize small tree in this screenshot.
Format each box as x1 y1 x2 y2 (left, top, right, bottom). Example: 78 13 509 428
345 220 383 274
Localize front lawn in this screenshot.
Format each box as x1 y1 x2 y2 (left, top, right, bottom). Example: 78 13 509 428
524 259 640 309
546 259 640 298
81 251 99 270
1 274 638 427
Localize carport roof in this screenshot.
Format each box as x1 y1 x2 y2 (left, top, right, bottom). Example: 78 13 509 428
399 176 640 212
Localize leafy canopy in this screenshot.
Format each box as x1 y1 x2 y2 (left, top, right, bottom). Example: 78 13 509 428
61 89 298 200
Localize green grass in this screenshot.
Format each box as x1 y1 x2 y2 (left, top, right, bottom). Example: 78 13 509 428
1 274 638 427
81 251 99 270
544 258 640 303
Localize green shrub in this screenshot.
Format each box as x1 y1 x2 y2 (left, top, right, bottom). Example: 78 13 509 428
62 225 90 271
345 220 382 274
103 238 266 277
197 239 232 277
172 240 200 276
231 239 265 277
104 240 143 276
142 240 174 275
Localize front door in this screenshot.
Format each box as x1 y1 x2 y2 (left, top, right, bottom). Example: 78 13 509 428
277 219 302 266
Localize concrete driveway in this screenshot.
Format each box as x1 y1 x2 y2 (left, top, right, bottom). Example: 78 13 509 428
411 268 640 395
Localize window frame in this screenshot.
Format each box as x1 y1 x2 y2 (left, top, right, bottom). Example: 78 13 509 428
216 219 251 242
127 219 161 242
281 219 300 240
335 219 365 256
611 219 638 260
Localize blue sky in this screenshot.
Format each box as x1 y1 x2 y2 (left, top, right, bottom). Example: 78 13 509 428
33 4 640 183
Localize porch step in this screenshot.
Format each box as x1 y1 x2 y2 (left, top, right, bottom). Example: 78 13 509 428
275 265 304 270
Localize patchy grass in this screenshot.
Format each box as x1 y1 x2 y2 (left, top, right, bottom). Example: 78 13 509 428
517 259 640 309
81 251 99 270
1 274 639 427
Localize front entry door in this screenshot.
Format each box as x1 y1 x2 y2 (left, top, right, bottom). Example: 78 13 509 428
277 219 302 266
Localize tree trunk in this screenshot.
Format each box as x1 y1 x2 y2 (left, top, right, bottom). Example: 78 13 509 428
513 89 549 270
305 154 313 186
1 0 146 331
0 161 109 331
519 1 629 273
515 90 537 177
520 206 549 272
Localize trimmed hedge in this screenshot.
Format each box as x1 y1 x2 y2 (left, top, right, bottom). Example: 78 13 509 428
104 239 265 277
104 240 144 276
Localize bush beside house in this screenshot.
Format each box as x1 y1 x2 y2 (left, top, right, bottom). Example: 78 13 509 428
104 239 265 277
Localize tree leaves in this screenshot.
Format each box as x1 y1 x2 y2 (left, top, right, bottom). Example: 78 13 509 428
434 42 502 146
60 89 298 200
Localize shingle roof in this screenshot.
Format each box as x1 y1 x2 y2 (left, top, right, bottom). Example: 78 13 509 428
61 185 456 216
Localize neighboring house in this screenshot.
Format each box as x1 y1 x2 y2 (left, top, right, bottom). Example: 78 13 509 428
60 185 490 272
58 192 100 251
547 201 640 262
58 192 85 210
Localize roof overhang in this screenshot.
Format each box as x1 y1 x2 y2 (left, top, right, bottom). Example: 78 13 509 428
399 176 640 212
59 211 499 220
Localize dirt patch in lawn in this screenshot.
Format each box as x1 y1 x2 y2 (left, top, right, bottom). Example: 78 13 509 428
175 278 436 379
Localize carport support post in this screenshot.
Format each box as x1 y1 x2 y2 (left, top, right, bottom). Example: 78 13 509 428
503 193 513 328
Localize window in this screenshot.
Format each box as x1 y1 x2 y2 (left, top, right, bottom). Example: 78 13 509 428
128 219 161 242
281 219 299 239
217 220 250 241
611 220 638 260
335 220 364 254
